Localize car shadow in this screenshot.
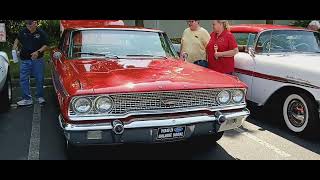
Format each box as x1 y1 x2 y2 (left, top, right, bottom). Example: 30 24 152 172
67 139 236 160
243 104 320 155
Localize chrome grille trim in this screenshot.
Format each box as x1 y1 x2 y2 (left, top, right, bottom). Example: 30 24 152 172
68 89 246 120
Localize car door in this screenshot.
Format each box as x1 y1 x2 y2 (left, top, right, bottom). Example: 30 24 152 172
249 30 280 106
234 32 257 101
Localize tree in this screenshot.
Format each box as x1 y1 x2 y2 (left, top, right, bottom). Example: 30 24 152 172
266 20 274 24
291 20 312 28
135 20 144 27
0 20 60 50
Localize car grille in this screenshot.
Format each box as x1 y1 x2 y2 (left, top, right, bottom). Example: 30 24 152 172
109 90 219 114
69 89 245 117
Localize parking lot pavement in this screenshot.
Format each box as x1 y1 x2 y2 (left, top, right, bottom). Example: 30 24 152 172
1 86 320 160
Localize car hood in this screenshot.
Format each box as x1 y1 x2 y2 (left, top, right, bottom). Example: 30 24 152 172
67 58 246 94
258 53 320 87
270 53 320 69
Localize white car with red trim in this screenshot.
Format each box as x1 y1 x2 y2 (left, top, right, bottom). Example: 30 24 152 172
0 51 11 112
231 24 320 136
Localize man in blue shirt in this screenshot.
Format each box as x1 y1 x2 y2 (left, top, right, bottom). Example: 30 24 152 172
13 20 48 106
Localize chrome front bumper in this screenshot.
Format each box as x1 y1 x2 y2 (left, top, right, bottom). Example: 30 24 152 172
59 108 250 145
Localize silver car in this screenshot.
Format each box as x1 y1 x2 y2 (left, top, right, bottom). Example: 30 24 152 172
0 51 12 112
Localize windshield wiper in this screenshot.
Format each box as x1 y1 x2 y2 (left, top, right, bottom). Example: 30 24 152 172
125 54 167 59
73 52 120 59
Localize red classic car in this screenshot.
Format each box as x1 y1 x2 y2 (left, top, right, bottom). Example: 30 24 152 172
51 20 250 153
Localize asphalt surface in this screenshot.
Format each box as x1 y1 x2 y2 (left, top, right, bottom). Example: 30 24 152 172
1 86 320 160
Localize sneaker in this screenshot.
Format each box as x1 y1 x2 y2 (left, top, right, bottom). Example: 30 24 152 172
38 97 46 105
17 99 33 106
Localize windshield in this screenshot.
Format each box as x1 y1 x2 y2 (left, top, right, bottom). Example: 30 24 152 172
69 29 178 59
257 30 320 53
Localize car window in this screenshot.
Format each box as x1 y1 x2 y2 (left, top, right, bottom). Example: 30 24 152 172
233 33 257 52
256 31 272 53
256 30 320 53
233 33 250 45
69 30 178 59
62 31 71 55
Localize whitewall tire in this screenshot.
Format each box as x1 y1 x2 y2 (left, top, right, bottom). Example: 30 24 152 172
282 93 319 136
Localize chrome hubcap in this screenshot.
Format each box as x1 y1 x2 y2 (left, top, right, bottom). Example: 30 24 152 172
287 100 306 127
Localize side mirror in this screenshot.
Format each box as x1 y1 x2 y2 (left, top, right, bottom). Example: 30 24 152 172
53 51 62 61
248 47 255 57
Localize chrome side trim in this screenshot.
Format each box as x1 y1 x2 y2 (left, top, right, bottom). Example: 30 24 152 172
68 104 247 121
52 69 69 97
59 108 250 131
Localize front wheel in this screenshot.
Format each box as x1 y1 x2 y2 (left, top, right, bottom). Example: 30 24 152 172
0 72 12 112
282 93 320 137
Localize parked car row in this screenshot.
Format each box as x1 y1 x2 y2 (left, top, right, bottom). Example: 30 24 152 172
2 21 320 157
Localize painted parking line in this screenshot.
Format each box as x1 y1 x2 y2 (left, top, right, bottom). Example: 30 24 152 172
234 127 291 158
27 103 41 160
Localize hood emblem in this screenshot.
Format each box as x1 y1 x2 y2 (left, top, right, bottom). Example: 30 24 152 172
160 97 179 106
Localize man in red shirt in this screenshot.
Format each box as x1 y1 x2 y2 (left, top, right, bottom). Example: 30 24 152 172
206 20 239 74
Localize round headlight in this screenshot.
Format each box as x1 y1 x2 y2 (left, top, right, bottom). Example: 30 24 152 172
217 90 231 105
232 90 244 103
73 97 92 114
95 96 113 113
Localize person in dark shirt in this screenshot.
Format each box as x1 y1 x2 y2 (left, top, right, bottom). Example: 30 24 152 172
13 20 48 106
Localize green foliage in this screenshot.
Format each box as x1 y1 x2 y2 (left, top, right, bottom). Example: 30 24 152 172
0 20 60 50
290 20 312 28
37 20 60 46
0 20 58 79
170 38 181 44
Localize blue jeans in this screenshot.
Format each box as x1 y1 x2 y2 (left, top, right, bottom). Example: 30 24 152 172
20 59 45 100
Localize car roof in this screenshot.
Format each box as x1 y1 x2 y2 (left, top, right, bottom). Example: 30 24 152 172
60 20 163 33
230 24 307 33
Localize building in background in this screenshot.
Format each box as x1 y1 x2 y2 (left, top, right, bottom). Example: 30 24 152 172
123 20 294 39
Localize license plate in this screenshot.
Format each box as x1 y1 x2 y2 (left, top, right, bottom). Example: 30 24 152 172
157 126 186 140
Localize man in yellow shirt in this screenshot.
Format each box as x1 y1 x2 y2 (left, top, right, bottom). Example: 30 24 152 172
180 20 211 66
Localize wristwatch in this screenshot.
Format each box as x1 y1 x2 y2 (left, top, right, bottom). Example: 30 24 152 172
37 50 41 54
